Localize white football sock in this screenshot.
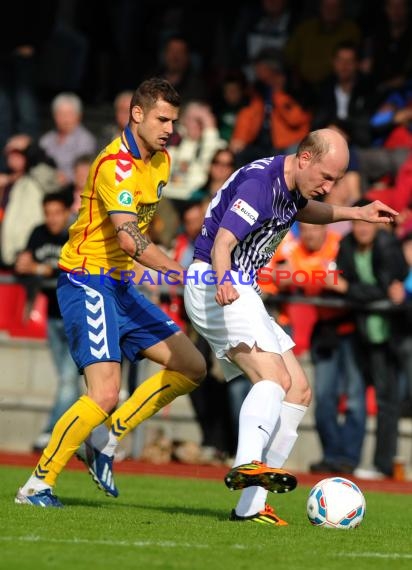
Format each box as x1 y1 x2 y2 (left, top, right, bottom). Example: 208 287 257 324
235 486 267 517
88 424 110 450
264 402 308 467
20 476 51 494
235 402 307 517
89 424 118 457
233 380 285 467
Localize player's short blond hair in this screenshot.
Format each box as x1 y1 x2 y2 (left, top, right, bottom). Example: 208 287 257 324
296 131 330 163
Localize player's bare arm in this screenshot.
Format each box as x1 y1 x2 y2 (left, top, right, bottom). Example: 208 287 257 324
115 220 151 259
111 212 184 282
296 199 398 225
211 227 240 306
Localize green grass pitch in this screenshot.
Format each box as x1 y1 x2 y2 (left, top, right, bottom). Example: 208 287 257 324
1 465 412 570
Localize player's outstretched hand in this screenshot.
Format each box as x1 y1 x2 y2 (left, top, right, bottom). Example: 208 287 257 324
357 200 398 224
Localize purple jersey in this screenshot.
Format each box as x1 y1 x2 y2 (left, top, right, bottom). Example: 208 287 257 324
193 155 307 287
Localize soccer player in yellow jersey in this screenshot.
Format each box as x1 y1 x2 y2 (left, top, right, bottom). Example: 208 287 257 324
16 78 206 507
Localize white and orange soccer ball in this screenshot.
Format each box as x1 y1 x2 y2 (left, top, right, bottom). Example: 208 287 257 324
306 477 366 529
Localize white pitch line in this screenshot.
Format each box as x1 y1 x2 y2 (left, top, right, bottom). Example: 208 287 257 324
335 552 412 560
1 537 410 559
0 536 250 550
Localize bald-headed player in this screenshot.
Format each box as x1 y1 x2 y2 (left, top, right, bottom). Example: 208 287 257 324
184 128 398 526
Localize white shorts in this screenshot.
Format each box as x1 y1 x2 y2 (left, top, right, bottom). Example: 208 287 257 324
183 262 295 381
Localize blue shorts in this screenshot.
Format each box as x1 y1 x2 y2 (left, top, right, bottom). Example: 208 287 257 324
57 273 180 371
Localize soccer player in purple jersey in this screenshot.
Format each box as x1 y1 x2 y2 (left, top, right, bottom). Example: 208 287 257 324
184 128 398 526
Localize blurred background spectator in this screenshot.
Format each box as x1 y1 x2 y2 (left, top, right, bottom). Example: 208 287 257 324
96 90 133 150
328 201 408 479
2 0 412 472
229 0 301 76
190 148 236 203
311 41 373 148
211 70 253 144
39 92 96 185
357 79 412 193
361 0 412 94
163 101 226 201
0 140 59 268
0 1 56 168
395 232 412 417
285 0 361 100
171 199 236 463
275 222 342 355
60 153 93 218
284 223 366 475
14 192 80 451
147 35 209 105
229 47 311 168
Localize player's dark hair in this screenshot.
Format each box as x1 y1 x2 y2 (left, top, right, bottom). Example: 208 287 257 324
130 78 181 115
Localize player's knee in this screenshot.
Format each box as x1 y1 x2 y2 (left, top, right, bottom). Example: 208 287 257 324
175 349 206 385
288 381 312 406
88 388 119 413
296 371 312 405
279 370 292 394
186 351 207 385
300 383 312 406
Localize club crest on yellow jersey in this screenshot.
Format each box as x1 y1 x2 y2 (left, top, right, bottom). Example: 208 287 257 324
157 181 166 198
118 190 133 206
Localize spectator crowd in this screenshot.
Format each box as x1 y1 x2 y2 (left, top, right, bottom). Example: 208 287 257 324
1 0 412 478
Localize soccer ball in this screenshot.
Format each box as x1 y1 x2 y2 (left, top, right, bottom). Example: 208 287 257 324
306 477 366 529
